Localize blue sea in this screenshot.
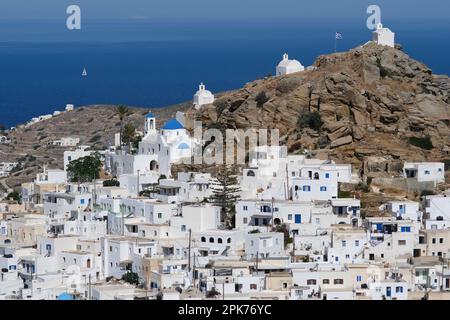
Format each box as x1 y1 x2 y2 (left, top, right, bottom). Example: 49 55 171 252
0 18 449 127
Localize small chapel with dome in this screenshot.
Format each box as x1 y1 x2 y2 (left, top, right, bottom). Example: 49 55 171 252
276 53 305 76
193 82 215 109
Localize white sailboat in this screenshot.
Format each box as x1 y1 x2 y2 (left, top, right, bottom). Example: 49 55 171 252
82 67 88 77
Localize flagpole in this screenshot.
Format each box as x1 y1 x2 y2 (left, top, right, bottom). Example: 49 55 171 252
334 34 337 53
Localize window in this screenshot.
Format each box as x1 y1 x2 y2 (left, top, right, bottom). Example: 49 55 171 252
440 238 444 244
342 240 346 247
325 173 330 179
243 206 248 211
181 225 186 232
320 186 327 192
356 276 362 282
307 279 317 285
109 246 112 252
334 279 344 285
201 237 206 243
227 238 231 244
209 237 214 243
400 227 411 233
80 199 85 205
424 170 430 175
218 238 223 244
355 240 360 247
302 185 311 192
398 240 406 246
288 214 292 221
322 279 330 284
157 213 162 219
243 218 248 224
432 238 437 244
250 284 257 290
396 286 403 293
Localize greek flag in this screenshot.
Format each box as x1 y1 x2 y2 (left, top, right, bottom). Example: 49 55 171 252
335 32 343 40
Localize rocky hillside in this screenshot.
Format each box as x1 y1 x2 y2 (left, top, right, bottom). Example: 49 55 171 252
187 42 450 179
0 103 190 187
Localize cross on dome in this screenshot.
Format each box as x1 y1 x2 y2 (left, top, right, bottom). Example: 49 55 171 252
199 82 205 91
283 53 289 60
377 22 383 30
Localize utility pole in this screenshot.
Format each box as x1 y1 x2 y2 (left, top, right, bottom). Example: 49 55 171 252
192 254 196 290
271 197 275 232
137 169 140 196
88 274 92 300
188 229 192 272
292 233 296 263
121 205 124 236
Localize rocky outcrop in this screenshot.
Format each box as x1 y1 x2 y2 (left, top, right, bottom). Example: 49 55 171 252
186 42 450 175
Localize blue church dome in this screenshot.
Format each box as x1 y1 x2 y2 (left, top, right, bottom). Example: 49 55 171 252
146 112 155 118
162 119 184 130
57 292 75 300
177 143 190 150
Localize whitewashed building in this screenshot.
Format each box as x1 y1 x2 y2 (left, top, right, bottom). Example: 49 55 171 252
193 83 215 109
276 53 304 76
372 23 395 48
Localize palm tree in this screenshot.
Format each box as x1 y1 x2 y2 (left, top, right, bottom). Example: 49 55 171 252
122 123 136 151
116 105 130 147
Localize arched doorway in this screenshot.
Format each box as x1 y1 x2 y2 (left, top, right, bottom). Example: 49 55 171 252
150 160 159 171
86 259 91 268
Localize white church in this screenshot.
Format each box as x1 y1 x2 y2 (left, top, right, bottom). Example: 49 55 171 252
105 112 197 179
276 53 305 76
193 82 215 109
372 22 395 48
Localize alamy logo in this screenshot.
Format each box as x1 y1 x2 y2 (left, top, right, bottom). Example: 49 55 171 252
366 5 381 30
66 5 81 30
188 121 280 166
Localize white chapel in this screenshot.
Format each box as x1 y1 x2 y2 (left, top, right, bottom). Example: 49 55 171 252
276 53 305 76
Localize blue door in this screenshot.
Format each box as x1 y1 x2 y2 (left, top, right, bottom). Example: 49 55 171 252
295 214 302 224
386 286 391 297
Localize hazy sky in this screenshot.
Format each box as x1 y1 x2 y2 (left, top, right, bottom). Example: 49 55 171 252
0 0 449 21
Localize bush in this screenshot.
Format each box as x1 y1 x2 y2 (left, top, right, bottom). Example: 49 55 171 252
121 272 139 285
356 183 370 193
103 179 120 187
6 191 21 203
408 136 433 150
298 111 323 131
206 287 221 298
338 190 352 198
214 99 228 116
255 91 270 108
276 78 301 94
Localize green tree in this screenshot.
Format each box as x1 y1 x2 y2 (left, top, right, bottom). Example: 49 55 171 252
6 191 21 204
122 123 136 150
255 91 270 108
67 153 102 183
121 271 139 285
298 111 323 131
209 164 241 228
116 105 130 147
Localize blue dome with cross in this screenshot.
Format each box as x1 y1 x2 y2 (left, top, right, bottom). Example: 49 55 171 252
146 112 155 118
162 119 184 130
